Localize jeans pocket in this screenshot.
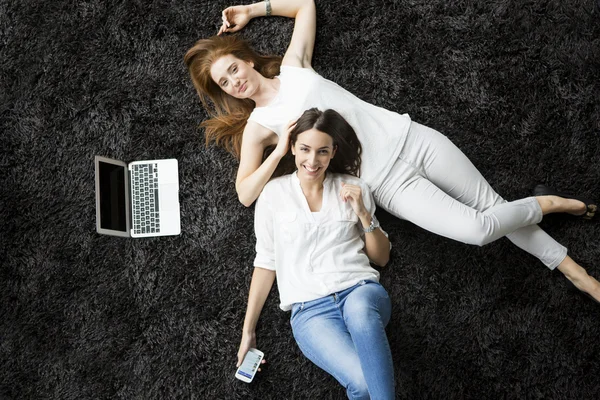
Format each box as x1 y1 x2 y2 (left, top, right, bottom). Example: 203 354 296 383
290 302 305 324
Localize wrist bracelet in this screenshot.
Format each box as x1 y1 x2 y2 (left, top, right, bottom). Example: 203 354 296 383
363 215 380 233
265 0 272 16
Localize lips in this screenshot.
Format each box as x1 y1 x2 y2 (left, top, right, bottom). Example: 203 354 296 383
239 83 247 93
303 165 320 175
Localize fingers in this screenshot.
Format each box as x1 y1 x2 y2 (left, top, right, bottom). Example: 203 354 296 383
340 182 361 202
218 8 231 35
222 9 231 27
285 119 298 132
257 358 267 372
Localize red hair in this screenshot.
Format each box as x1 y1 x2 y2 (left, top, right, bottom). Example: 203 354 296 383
184 35 281 159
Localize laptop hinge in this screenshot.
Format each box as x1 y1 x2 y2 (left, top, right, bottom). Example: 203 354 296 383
128 168 134 236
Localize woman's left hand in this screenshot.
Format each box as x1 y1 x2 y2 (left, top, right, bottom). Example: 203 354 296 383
340 183 368 218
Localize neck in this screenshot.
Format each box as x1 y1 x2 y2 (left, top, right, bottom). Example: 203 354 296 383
251 75 280 107
298 173 326 195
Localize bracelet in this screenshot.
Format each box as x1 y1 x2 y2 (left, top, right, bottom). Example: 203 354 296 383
265 0 272 16
363 215 380 233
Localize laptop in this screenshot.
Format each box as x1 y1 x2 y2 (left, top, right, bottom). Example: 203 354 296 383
94 156 181 237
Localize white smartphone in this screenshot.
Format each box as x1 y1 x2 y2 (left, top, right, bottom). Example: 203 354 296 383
235 348 264 383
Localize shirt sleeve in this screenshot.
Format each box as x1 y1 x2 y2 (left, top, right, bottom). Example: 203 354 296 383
253 189 276 271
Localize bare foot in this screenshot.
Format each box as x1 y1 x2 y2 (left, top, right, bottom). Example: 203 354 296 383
536 195 587 216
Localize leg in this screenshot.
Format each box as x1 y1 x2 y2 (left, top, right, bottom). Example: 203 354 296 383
291 296 371 400
375 162 544 246
374 122 568 268
340 281 395 400
557 256 600 302
537 196 587 216
400 123 585 217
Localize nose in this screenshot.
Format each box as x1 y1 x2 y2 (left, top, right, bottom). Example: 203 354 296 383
233 77 241 87
308 151 317 165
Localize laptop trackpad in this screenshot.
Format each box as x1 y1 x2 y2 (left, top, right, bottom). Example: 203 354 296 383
160 184 180 211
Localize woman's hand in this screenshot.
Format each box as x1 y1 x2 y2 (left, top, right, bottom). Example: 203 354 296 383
340 183 369 219
218 5 252 35
273 119 297 159
237 331 267 371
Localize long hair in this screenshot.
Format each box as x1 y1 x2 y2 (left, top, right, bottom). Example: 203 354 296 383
184 35 282 158
275 108 362 177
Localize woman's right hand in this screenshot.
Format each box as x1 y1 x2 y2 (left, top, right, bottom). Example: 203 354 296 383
218 5 252 35
237 331 266 370
273 119 297 159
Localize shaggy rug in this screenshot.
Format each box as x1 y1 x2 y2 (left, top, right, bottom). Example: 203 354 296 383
1 0 599 399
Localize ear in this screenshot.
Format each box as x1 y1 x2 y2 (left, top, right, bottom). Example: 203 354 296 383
331 145 337 159
249 60 255 68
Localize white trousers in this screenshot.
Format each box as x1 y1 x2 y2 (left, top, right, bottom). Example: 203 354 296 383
373 122 568 269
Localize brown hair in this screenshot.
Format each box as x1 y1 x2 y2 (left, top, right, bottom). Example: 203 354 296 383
273 108 362 177
184 35 282 159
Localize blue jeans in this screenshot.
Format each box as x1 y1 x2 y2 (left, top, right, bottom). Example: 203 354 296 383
290 280 394 400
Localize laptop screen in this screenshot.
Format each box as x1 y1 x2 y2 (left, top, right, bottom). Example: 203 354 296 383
98 161 127 232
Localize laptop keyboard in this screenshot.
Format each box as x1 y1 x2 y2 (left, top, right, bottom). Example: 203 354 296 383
131 163 161 235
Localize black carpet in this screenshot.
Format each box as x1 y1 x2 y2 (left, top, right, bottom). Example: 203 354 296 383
2 0 600 399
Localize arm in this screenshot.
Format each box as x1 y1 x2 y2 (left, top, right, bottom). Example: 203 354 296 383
237 188 278 366
358 212 390 267
340 183 391 266
236 120 295 207
237 267 276 367
219 0 316 68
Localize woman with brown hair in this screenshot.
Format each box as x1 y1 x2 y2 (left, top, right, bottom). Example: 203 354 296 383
184 0 599 304
239 108 394 398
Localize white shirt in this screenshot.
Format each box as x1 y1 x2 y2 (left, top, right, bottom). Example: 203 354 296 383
248 66 411 191
254 172 384 311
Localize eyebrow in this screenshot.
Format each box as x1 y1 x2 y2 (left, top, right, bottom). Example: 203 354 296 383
298 143 331 150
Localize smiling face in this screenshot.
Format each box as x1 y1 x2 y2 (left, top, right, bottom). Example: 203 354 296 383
210 54 258 99
291 128 337 184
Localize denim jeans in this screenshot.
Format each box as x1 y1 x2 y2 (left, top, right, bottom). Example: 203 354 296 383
290 280 394 400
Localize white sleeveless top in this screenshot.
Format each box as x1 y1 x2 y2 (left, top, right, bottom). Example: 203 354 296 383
248 66 411 191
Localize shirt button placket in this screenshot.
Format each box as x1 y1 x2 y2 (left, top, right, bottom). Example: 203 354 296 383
308 224 318 271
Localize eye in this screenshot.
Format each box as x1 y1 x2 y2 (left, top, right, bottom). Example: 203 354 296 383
221 80 228 87
300 147 308 152
232 66 238 73
319 149 329 155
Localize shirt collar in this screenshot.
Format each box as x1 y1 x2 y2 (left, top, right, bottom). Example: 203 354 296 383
291 170 331 188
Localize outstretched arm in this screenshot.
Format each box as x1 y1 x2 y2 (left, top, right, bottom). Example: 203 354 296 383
219 0 316 68
237 191 278 367
237 267 276 367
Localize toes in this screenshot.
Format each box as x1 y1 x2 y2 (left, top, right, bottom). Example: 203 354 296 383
584 204 596 220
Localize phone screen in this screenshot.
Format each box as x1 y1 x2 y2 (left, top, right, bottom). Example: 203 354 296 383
237 351 262 379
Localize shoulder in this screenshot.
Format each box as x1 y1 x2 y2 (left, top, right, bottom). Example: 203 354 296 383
279 65 318 77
